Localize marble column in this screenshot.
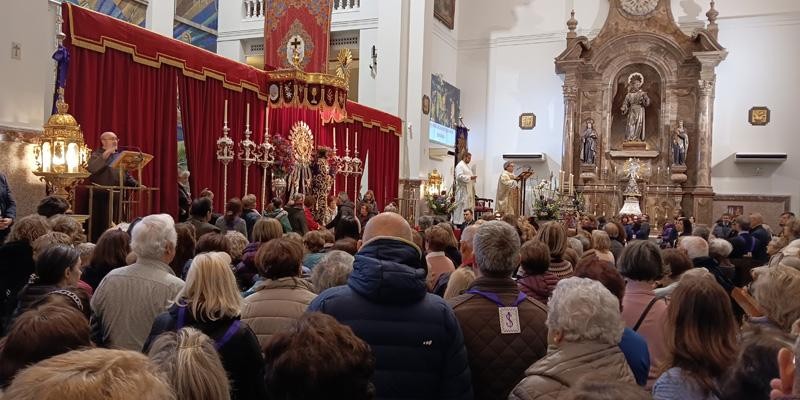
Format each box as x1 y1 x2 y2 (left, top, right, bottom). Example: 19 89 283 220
561 84 578 177
689 51 727 225
695 79 714 189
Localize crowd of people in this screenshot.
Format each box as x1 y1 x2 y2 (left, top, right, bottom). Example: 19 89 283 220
0 183 799 399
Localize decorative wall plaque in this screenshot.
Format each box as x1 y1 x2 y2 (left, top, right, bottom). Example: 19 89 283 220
748 106 770 126
519 113 536 130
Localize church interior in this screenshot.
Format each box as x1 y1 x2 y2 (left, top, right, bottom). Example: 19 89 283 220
1 0 800 398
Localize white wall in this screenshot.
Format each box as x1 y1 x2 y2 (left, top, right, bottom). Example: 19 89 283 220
452 0 800 210
711 13 800 210
0 0 58 131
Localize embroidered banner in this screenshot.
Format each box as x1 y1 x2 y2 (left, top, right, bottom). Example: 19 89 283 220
264 0 333 72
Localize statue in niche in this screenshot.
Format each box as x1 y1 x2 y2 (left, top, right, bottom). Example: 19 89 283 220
579 119 598 165
621 72 650 142
672 120 689 165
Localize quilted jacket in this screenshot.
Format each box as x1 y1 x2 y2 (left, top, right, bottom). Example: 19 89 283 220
508 341 636 400
241 276 316 349
308 237 473 400
448 277 549 400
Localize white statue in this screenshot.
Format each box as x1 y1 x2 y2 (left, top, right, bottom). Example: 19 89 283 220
621 72 650 142
672 120 689 166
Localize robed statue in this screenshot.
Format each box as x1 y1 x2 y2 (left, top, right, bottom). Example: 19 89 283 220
672 120 689 166
621 72 650 142
579 119 598 165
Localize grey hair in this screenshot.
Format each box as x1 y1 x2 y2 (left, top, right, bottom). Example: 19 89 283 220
311 250 354 294
473 221 521 277
337 191 350 203
75 242 96 260
503 161 514 169
131 214 177 260
679 236 709 259
547 277 624 345
692 225 711 241
735 215 751 231
567 237 584 256
460 225 479 247
709 238 733 258
291 192 304 202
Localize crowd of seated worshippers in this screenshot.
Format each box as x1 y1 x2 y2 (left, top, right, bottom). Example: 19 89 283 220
1 193 799 400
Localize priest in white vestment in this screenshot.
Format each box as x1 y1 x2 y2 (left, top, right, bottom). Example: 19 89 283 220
452 153 476 225
496 161 521 216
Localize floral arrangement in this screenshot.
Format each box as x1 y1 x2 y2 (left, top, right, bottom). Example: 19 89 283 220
534 195 561 220
271 135 294 177
424 191 457 216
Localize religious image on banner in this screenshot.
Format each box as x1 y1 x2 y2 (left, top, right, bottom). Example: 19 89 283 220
264 0 333 72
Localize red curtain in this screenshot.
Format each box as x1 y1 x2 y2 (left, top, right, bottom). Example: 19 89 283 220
64 45 179 218
178 75 328 211
318 121 399 210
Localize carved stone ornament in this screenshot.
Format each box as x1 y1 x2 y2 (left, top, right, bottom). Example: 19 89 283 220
620 0 658 17
555 0 726 224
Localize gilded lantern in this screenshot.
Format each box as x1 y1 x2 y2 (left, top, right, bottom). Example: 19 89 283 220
32 89 91 200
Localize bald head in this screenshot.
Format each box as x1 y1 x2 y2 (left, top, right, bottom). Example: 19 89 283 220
100 131 119 151
362 212 413 243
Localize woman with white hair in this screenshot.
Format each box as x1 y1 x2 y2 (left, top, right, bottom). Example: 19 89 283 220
145 251 266 400
708 238 735 281
509 277 635 399
749 265 800 334
310 250 354 294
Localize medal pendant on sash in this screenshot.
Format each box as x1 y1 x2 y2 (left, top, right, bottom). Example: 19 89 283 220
498 306 521 334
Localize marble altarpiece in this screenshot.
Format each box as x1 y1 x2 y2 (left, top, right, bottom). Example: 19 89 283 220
555 0 727 226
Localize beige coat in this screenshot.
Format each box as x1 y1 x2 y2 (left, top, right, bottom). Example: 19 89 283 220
508 341 636 400
241 277 317 349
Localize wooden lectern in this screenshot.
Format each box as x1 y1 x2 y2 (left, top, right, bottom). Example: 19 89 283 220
86 150 157 239
517 169 534 216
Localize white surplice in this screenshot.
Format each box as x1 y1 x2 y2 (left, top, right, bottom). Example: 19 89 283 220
452 160 475 225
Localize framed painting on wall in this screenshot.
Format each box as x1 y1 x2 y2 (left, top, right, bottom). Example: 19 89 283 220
727 205 744 217
434 0 455 30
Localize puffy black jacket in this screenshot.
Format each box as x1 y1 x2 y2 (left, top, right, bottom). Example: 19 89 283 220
308 238 473 400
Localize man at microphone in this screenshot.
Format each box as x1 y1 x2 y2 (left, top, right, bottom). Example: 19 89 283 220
87 131 140 240
88 131 139 187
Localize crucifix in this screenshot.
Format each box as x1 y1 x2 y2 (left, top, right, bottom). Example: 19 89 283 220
290 37 302 51
290 37 302 67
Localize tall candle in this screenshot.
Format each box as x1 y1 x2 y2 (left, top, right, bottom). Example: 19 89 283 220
264 106 269 133
224 100 228 124
333 127 337 149
246 104 250 128
354 129 358 152
559 170 565 192
346 128 350 150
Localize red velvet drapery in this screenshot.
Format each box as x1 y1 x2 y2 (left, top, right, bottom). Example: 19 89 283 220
64 44 179 218
62 2 401 218
179 75 326 211
319 120 400 210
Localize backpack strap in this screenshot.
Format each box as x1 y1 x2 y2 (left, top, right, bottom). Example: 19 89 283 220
633 297 662 332
214 320 241 350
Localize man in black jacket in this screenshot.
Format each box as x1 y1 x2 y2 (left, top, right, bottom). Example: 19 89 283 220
749 212 771 262
286 193 308 235
309 212 473 399
325 191 355 229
